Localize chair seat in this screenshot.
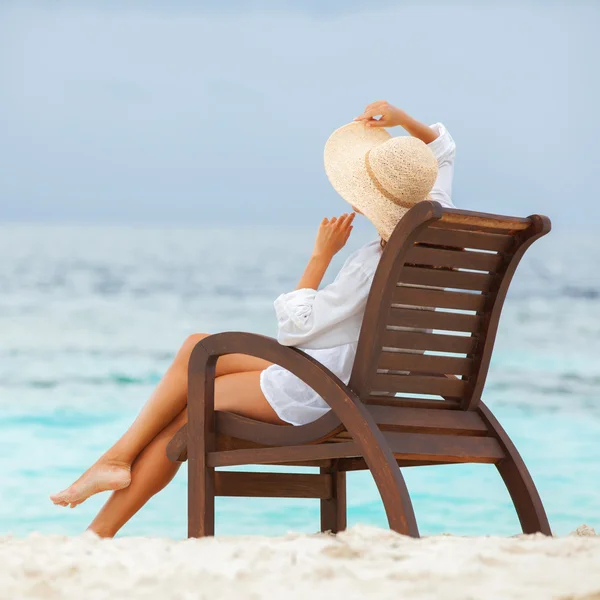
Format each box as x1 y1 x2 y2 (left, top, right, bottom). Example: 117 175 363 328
167 405 504 466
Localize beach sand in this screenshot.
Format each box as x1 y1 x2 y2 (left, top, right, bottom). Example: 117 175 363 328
1 525 599 599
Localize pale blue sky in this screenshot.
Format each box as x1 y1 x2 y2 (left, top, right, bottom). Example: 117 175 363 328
1 1 598 229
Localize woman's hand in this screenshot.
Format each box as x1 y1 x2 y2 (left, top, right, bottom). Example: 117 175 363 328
354 100 439 144
312 212 355 259
296 213 355 290
354 100 407 128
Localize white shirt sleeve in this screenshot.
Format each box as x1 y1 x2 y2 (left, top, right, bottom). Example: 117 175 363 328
273 259 376 347
427 122 456 208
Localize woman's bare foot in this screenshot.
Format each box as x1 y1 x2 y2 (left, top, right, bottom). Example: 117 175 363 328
50 460 131 508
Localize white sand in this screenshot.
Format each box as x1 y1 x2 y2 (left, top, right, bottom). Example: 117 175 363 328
1 525 599 600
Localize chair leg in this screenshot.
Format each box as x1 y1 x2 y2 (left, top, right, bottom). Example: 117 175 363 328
375 466 419 537
187 400 215 538
188 460 215 538
496 457 551 535
479 402 551 535
187 348 218 538
320 463 347 533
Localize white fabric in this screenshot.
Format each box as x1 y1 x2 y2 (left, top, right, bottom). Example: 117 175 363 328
260 123 457 426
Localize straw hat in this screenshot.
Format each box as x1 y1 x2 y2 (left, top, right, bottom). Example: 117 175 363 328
324 122 438 241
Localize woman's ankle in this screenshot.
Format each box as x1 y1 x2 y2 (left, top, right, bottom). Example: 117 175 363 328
97 453 133 470
87 524 116 539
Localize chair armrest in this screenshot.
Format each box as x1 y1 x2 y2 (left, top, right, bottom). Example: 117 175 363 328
187 331 398 461
189 331 364 428
166 332 346 461
182 331 420 535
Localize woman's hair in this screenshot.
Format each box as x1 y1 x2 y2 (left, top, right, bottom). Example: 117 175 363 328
380 238 387 250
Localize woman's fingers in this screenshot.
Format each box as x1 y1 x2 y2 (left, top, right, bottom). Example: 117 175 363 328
365 116 390 128
354 101 386 121
341 212 355 227
334 213 353 229
320 212 354 234
355 101 394 126
356 114 388 127
365 100 387 111
354 111 379 122
356 101 383 115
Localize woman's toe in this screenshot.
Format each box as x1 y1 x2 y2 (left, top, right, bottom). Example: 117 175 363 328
50 487 75 505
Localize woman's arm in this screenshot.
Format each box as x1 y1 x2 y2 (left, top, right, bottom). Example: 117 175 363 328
354 101 438 144
296 213 354 290
274 213 375 347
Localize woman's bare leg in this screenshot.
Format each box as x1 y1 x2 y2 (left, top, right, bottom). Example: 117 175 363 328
88 370 285 538
50 334 273 507
87 408 188 538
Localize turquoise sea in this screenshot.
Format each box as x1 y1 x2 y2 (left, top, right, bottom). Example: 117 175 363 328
1 224 599 538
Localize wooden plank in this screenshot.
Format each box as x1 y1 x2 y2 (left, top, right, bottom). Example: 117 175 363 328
416 228 515 252
383 431 504 463
401 266 495 292
436 210 530 231
169 430 338 466
208 441 360 468
336 457 369 472
368 405 488 435
393 286 487 312
371 373 468 397
215 471 332 499
366 397 461 410
382 329 478 355
388 306 481 333
378 351 474 376
166 424 188 462
269 460 334 468
187 354 217 537
337 457 448 471
433 223 525 235
406 246 503 273
320 464 346 533
216 435 266 452
216 410 342 448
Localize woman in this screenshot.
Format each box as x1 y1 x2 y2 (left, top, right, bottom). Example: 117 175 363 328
50 101 456 537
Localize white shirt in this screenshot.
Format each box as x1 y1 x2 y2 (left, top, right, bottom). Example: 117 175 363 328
260 123 456 425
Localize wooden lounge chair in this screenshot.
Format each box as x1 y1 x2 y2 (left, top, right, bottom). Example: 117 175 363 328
167 201 552 538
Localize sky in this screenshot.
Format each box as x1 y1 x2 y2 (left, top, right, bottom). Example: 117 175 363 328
0 1 598 230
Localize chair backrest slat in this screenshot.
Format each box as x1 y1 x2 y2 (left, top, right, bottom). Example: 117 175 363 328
349 201 550 411
372 373 468 398
406 245 504 272
435 211 530 231
367 396 462 410
401 265 495 291
377 352 475 377
418 227 515 252
388 307 481 333
382 329 478 355
392 286 487 312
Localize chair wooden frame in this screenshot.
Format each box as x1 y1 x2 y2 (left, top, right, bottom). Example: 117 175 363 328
167 201 552 538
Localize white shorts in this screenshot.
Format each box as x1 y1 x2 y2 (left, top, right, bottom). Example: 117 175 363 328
259 343 357 426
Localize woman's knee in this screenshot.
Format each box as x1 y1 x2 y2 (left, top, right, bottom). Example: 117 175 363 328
175 333 209 364
172 407 188 428
159 408 188 440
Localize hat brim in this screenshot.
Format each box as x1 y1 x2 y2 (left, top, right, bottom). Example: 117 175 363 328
324 122 410 241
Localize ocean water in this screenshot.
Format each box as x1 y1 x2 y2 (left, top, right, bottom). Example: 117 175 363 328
0 223 599 539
